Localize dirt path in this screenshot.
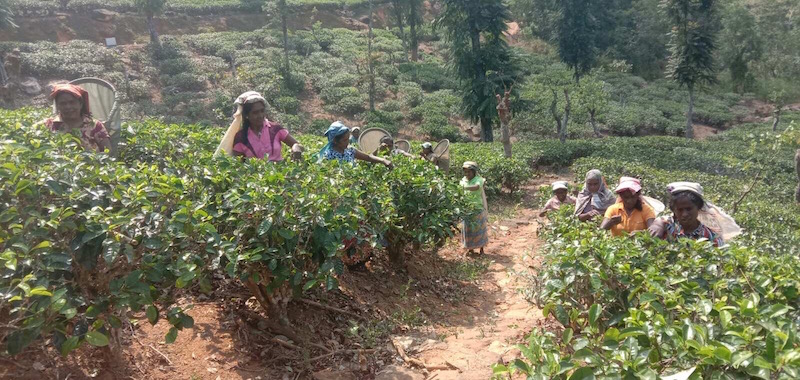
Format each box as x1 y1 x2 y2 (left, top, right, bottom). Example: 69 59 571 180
397 208 545 379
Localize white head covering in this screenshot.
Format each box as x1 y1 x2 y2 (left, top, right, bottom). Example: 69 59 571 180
422 142 433 150
214 92 268 157
552 181 569 191
667 181 742 241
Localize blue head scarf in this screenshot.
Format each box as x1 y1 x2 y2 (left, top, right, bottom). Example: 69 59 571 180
316 121 351 162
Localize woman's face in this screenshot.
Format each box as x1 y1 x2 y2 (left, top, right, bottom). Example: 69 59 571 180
555 188 568 202
246 102 266 127
334 132 351 150
423 147 433 155
463 168 475 180
586 178 601 193
671 197 700 227
56 93 82 120
619 190 639 209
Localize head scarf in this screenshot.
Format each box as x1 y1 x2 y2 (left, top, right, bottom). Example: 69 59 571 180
667 182 742 241
552 181 569 191
215 91 268 157
316 121 351 162
463 161 479 172
351 127 361 133
422 142 433 150
51 84 91 117
574 169 617 216
615 176 642 194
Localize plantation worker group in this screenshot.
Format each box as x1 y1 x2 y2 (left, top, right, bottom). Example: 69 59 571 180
546 169 740 248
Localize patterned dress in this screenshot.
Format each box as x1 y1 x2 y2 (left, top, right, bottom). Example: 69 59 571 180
45 115 110 152
460 176 489 250
664 217 724 247
323 148 356 163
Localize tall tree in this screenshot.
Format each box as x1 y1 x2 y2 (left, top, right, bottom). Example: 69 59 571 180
389 0 409 61
663 0 718 139
719 1 762 93
407 0 422 61
556 0 599 82
278 0 291 75
135 0 167 49
0 0 16 86
367 0 376 111
436 0 519 142
576 74 609 138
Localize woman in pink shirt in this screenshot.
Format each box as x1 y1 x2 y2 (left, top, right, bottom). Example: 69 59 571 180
231 93 299 161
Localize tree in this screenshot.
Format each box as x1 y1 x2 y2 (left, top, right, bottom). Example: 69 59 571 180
436 0 519 142
496 85 513 157
0 0 16 86
556 0 599 82
135 0 167 49
719 1 762 93
367 0 376 111
576 75 609 138
389 0 409 61
522 64 575 143
407 0 422 61
278 0 291 75
663 0 718 139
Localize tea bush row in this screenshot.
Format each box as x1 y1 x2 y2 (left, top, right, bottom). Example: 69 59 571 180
0 108 467 356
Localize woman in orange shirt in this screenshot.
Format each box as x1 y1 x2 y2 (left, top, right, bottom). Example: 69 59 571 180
601 177 656 236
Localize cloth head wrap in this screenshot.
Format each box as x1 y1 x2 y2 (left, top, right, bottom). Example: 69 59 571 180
315 121 351 162
51 84 91 117
422 142 433 150
615 176 642 194
462 161 479 171
552 181 569 191
574 169 617 216
214 91 267 157
667 181 742 241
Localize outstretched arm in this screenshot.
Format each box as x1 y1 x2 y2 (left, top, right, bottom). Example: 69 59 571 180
354 150 393 168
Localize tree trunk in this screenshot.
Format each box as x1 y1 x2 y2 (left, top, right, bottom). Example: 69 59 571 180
280 0 290 74
469 22 490 142
561 88 571 143
550 90 563 142
391 0 408 62
408 0 419 61
146 13 160 48
589 109 600 137
0 56 7 86
500 119 512 158
367 0 375 112
772 109 781 132
685 86 694 139
795 149 800 203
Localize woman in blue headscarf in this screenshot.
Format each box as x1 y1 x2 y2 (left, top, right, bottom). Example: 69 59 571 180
318 121 393 168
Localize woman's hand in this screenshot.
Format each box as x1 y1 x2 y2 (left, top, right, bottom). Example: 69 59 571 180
383 159 393 170
648 218 666 238
579 210 601 221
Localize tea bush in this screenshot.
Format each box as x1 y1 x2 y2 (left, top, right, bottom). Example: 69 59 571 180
0 108 465 356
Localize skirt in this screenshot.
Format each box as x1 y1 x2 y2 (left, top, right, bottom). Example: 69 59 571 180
461 210 489 250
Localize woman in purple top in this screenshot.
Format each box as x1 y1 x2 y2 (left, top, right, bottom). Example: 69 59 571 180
229 92 299 161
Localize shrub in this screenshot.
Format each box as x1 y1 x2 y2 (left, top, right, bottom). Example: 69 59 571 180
0 108 465 357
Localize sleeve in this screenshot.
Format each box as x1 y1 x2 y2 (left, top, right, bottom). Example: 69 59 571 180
543 198 557 211
93 121 110 140
604 204 618 219
642 204 656 220
276 127 289 142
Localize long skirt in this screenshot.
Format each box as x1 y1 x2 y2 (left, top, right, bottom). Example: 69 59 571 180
462 210 489 250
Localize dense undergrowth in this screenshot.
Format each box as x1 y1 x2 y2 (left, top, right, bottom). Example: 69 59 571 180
493 117 800 379
0 107 467 356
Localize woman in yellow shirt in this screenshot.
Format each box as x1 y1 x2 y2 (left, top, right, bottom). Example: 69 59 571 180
601 177 656 236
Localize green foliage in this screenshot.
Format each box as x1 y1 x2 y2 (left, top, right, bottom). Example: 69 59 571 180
19 40 121 78
0 0 16 29
436 0 520 141
0 108 465 357
719 1 763 93
494 122 800 379
664 0 718 90
495 208 800 378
